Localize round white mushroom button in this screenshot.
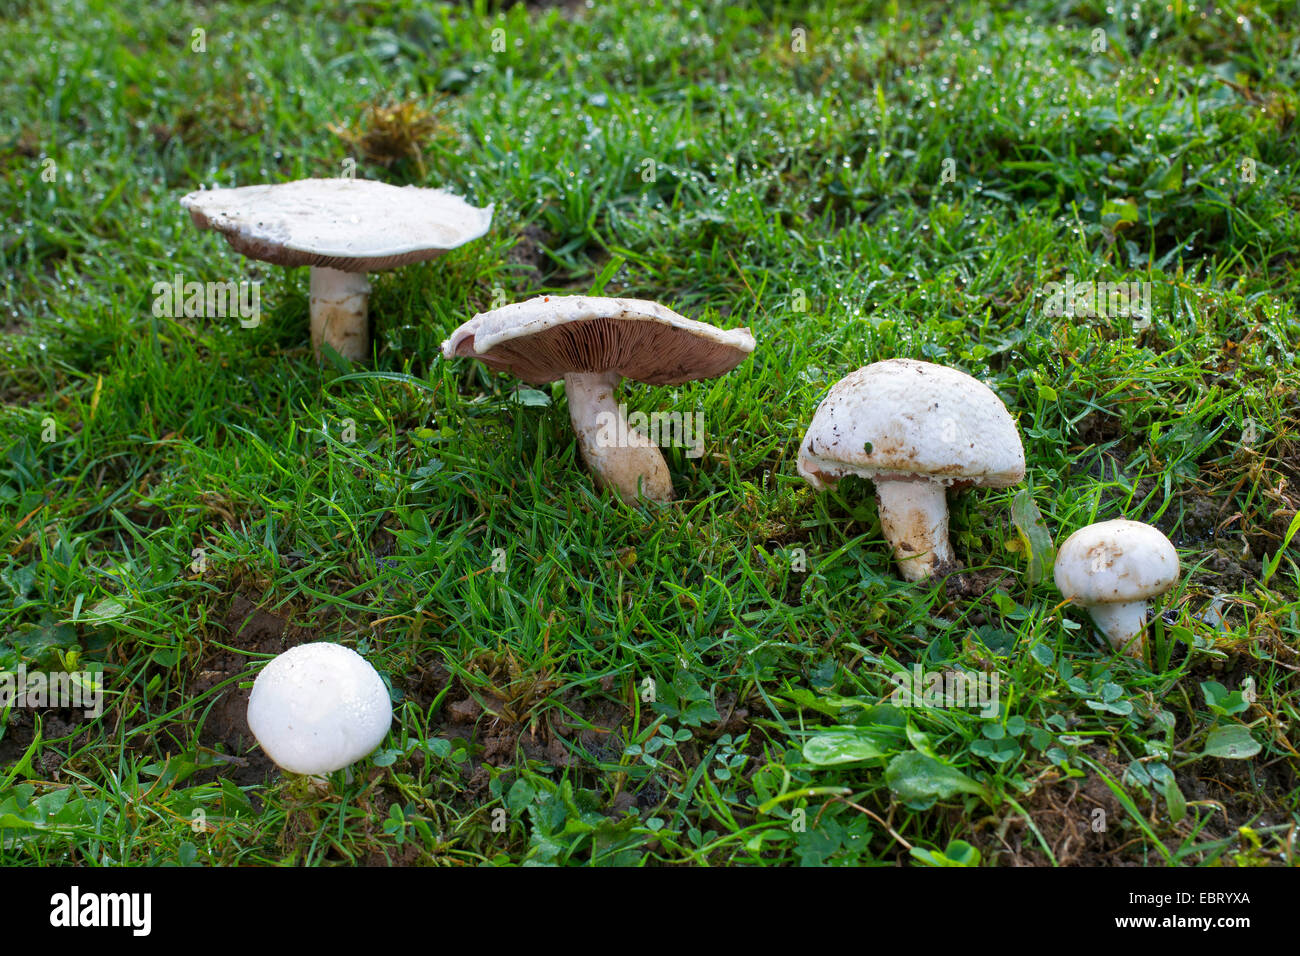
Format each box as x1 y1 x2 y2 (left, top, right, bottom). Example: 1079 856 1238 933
247 642 393 775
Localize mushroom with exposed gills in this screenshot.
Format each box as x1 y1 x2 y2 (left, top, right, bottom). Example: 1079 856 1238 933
1054 519 1180 659
180 178 493 362
797 358 1026 581
442 295 756 502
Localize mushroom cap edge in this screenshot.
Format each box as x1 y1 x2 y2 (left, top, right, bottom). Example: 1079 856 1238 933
797 358 1026 491
180 178 494 272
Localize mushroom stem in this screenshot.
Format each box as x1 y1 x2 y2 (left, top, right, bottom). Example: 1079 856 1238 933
309 266 371 362
1085 602 1149 658
564 370 673 502
874 480 953 581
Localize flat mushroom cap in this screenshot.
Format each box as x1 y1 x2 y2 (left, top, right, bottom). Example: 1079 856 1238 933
797 358 1025 490
1054 519 1180 604
246 642 393 776
180 178 493 272
441 295 756 385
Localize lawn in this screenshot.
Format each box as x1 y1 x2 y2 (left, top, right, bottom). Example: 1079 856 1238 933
0 0 1297 866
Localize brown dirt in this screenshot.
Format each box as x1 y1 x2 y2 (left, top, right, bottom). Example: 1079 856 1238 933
1074 411 1128 450
405 658 632 798
392 657 749 820
981 746 1131 866
506 223 553 278
1188 547 1264 593
185 593 312 787
942 566 1010 611
0 708 88 779
982 729 1297 866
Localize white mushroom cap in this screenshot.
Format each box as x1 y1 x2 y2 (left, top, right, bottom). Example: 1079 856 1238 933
797 359 1025 490
1055 519 1180 604
180 178 494 271
247 642 392 775
441 295 755 385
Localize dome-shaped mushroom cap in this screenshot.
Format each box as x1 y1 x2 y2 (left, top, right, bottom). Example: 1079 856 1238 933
180 179 493 272
441 295 755 385
247 642 393 775
797 359 1025 490
1054 519 1180 604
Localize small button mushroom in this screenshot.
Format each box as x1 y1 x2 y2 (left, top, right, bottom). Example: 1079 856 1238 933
180 178 493 362
797 358 1025 580
246 642 393 775
1054 519 1180 659
442 295 756 502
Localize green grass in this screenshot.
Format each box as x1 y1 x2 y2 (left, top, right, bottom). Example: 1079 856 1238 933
0 0 1297 866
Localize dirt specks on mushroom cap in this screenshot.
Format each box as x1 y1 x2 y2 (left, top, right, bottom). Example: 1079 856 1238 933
797 358 1025 490
441 295 756 385
180 178 493 272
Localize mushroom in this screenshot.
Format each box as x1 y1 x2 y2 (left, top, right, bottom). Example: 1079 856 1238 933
180 178 493 362
797 358 1025 581
442 295 755 502
1054 519 1180 658
246 642 393 775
